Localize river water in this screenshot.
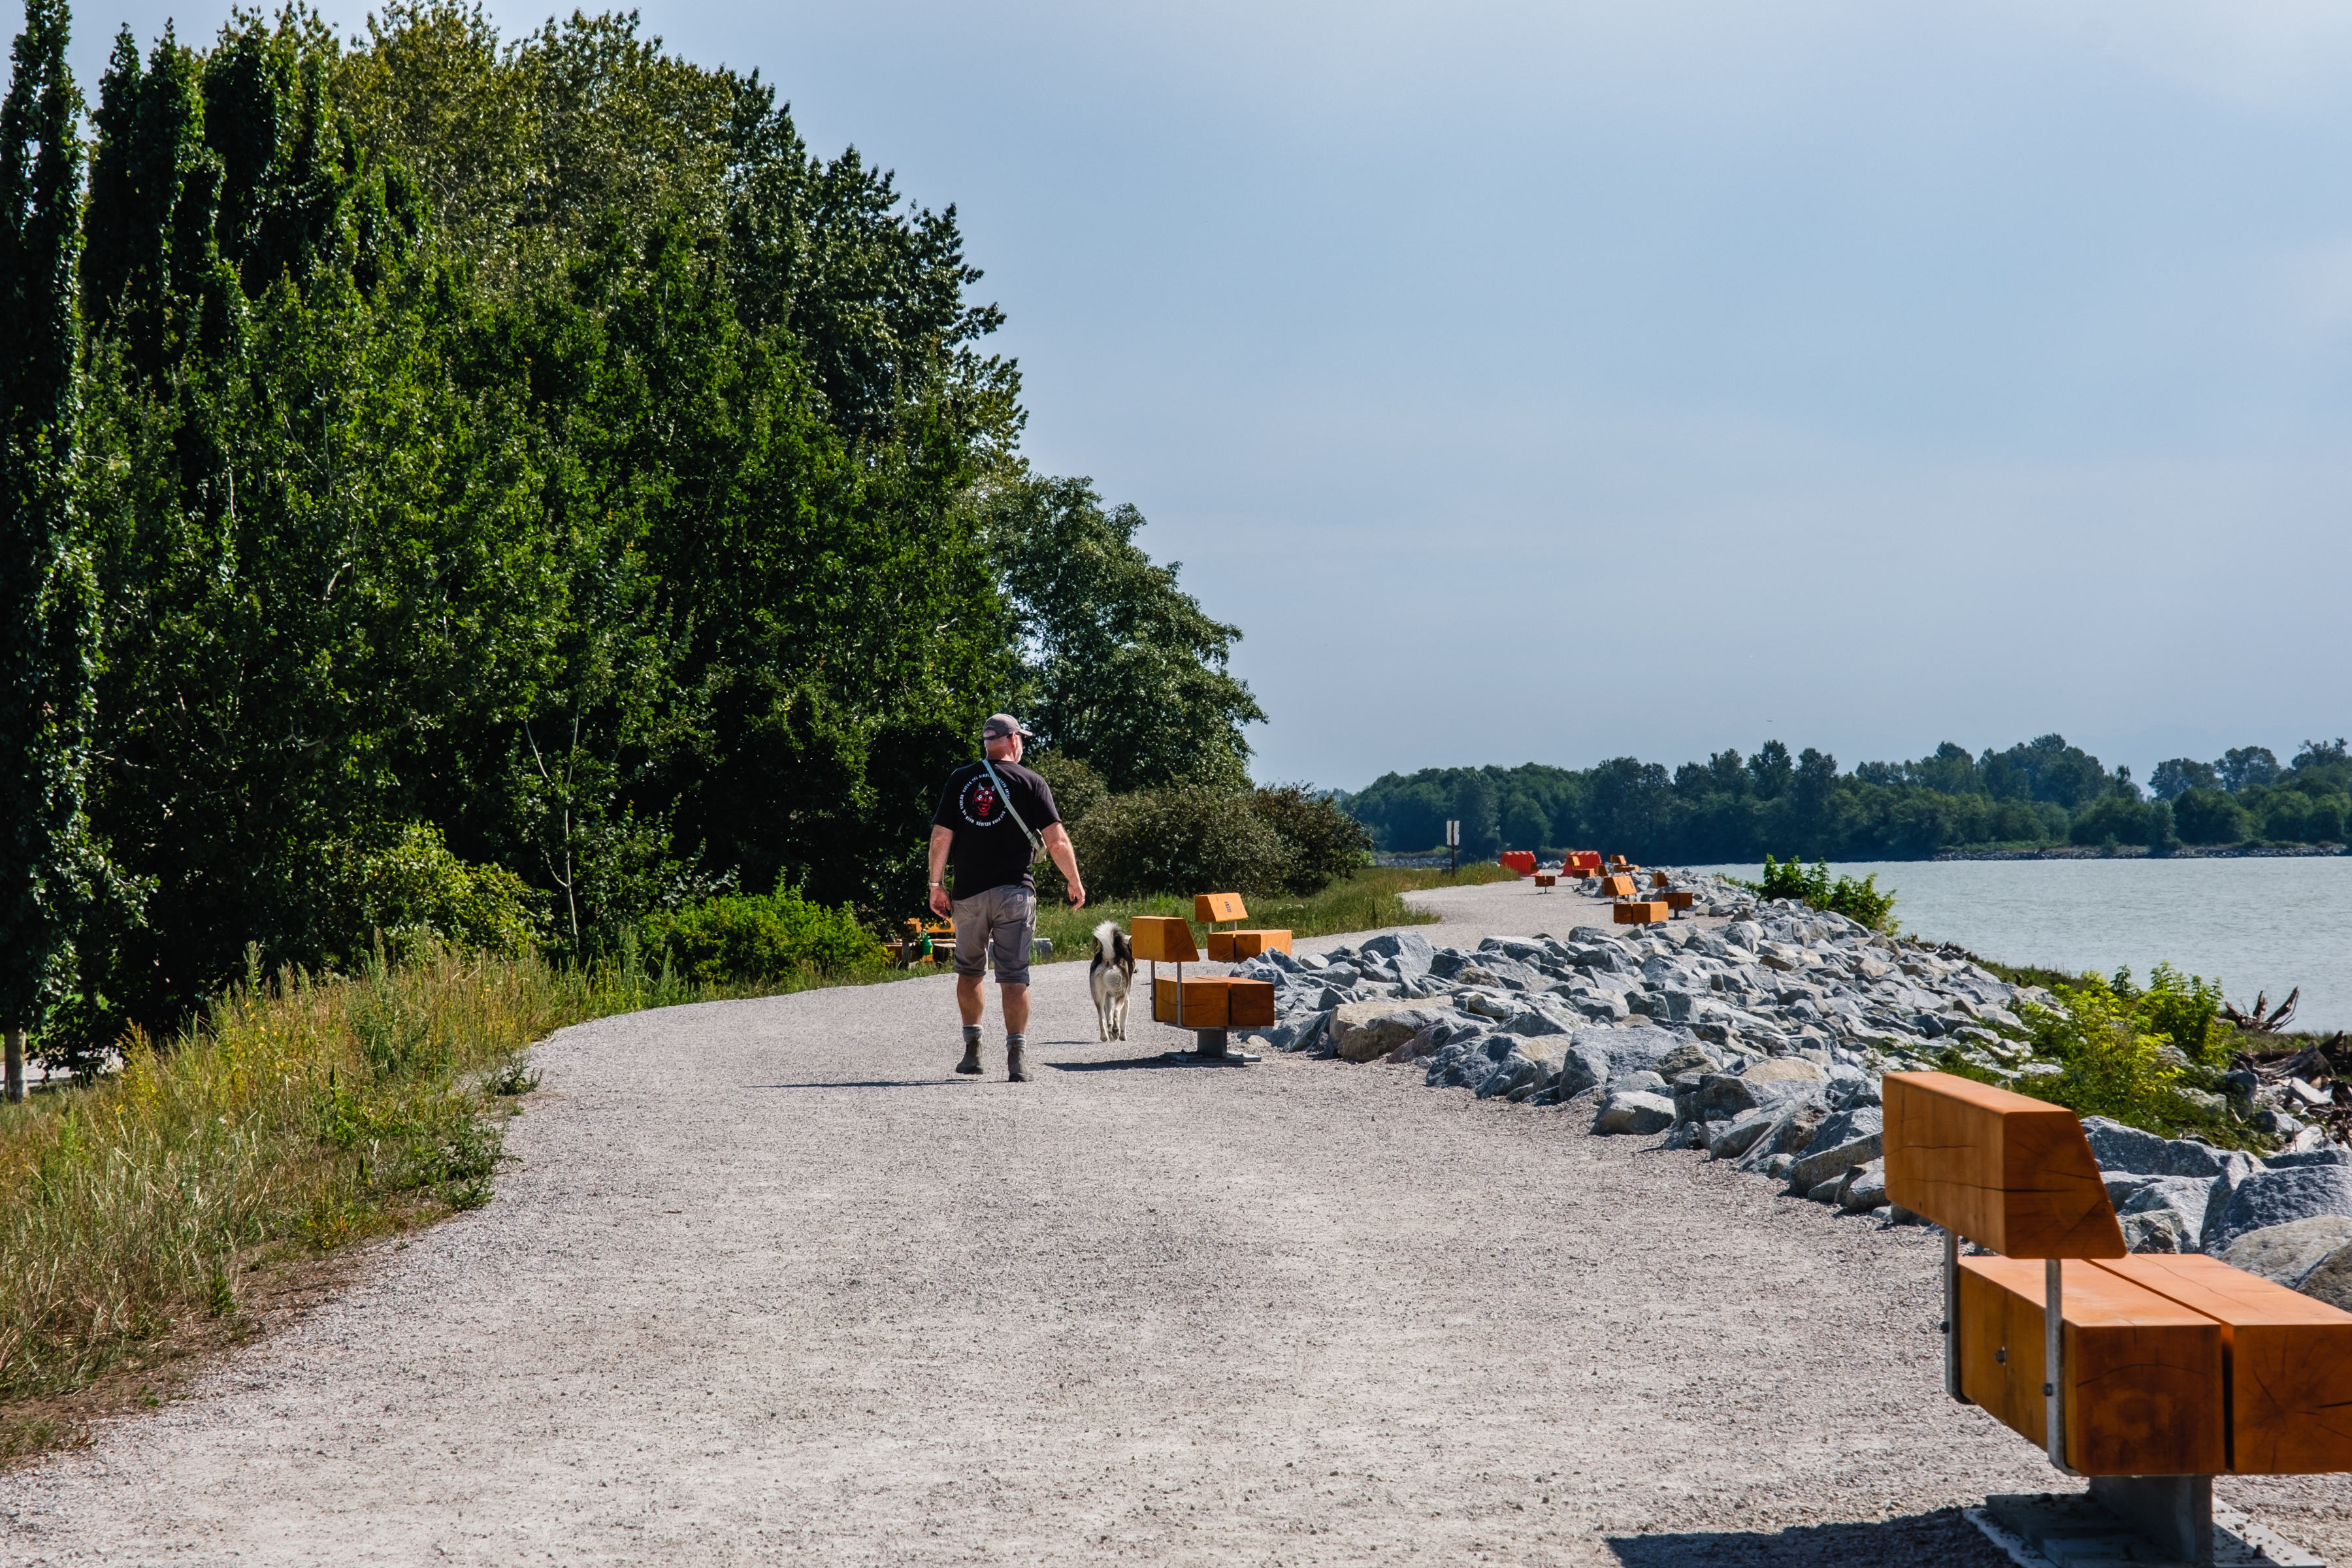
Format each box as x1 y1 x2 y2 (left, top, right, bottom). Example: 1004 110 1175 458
1692 857 2352 1032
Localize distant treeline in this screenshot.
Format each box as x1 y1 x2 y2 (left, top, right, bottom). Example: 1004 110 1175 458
1340 737 2352 862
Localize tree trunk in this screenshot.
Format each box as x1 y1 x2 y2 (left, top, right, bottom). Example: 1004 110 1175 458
4 1026 23 1102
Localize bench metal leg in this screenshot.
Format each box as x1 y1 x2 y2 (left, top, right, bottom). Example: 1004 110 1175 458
2087 1475 2213 1567
1944 1230 1971 1405
2044 1256 2076 1475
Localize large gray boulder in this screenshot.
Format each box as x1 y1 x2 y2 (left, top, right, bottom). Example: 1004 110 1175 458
1549 1039 1617 1100
1475 1049 1544 1100
1707 1105 1782 1161
2080 1117 2235 1179
1593 1090 1676 1135
1571 1024 1685 1080
2298 1241 2352 1313
1358 931 1434 979
1331 1001 1452 1062
2112 1177 2217 1252
1735 1095 1832 1174
2217 1216 2352 1288
1786 1105 1885 1195
1501 1007 1572 1039
2204 1166 2352 1257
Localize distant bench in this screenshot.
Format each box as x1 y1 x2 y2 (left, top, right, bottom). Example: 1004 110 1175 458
1886 1071 2352 1563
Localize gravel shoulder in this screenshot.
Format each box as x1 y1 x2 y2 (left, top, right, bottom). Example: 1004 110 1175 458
7 883 2345 1565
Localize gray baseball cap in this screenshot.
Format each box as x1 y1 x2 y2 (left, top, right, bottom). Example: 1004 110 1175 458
981 713 1033 740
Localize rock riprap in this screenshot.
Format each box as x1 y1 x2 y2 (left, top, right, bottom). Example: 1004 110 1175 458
1228 869 2351 1310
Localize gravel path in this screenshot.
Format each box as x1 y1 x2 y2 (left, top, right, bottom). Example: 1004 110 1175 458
8 883 2347 1565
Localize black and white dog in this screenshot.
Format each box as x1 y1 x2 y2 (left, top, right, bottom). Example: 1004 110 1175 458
1088 919 1134 1041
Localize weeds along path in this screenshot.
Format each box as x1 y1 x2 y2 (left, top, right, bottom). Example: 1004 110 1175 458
8 883 2349 1565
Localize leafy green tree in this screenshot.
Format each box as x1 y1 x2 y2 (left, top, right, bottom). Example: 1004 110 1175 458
0 0 107 1097
2170 787 2247 846
2149 757 2218 800
2217 746 2281 794
1748 740 1793 800
985 473 1263 794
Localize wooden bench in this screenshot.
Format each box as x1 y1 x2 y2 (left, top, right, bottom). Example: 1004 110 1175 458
1193 892 1292 961
1886 1070 2352 1563
1533 873 1556 892
1650 870 1671 889
1664 890 1696 912
1599 873 1637 898
1612 900 1669 924
1130 915 1273 1062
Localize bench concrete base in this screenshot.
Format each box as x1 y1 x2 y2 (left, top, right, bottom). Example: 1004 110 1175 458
1970 1487 2322 1567
1160 1029 1260 1066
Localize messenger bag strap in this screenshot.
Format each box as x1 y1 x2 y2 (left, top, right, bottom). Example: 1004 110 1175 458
977 754 1045 862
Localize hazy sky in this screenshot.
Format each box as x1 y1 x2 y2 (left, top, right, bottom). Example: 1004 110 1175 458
63 1 2352 791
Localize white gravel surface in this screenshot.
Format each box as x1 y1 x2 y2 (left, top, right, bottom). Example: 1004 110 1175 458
8 881 2347 1565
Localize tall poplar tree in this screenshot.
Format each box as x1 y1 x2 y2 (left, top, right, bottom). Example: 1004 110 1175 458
0 0 97 1098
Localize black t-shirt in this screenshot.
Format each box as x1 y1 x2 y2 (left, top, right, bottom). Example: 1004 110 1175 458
933 759 1061 895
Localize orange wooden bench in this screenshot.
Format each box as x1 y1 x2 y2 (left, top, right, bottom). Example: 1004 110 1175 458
1650 870 1671 889
1130 915 1272 1063
1612 900 1669 924
1886 1071 2351 1563
1192 892 1292 961
1599 873 1637 898
1664 890 1696 911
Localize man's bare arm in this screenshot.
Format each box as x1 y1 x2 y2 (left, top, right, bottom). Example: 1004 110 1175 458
1043 823 1085 908
927 826 954 917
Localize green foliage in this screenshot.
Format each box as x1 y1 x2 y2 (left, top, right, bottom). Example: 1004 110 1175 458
1348 729 2352 862
2108 962 2230 1066
2002 964 2234 1136
1740 855 1898 931
985 474 1264 794
636 885 884 984
1068 788 1293 900
1250 785 1374 895
1028 753 1107 828
0 0 119 1043
319 823 544 966
2172 787 2247 845
30 5 1258 1043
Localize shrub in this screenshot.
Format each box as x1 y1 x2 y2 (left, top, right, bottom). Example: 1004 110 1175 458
2003 964 2233 1135
1069 787 1292 899
1744 855 1898 931
2068 794 2151 848
2172 787 2247 845
1030 753 1109 829
638 885 884 983
1250 784 1372 894
318 823 545 966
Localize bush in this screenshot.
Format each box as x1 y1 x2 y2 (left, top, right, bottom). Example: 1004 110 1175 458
1744 855 1898 931
1250 784 1373 894
1069 788 1292 900
638 885 884 983
2068 794 2151 848
2172 787 2247 845
2004 964 2232 1134
319 823 545 966
1029 753 1109 829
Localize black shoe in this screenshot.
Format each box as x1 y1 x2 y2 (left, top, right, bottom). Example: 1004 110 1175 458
1006 1043 1029 1083
955 1041 982 1075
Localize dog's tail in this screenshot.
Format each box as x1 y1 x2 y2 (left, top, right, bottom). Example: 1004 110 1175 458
1092 919 1120 956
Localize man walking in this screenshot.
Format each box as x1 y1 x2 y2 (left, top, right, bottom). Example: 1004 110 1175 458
929 715 1085 1082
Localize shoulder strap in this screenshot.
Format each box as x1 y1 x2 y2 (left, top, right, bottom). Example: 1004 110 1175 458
978 755 1045 858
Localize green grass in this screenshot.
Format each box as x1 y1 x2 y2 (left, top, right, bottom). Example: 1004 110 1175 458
0 938 904 1423
1035 862 1518 961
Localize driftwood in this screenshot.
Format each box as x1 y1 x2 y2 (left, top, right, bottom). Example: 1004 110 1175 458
2225 987 2300 1034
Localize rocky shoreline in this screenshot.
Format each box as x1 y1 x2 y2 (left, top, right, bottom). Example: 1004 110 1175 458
1232 871 2352 1311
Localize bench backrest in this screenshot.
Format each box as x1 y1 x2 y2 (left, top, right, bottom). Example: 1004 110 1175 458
1194 892 1247 924
1129 916 1200 964
1883 1071 2125 1258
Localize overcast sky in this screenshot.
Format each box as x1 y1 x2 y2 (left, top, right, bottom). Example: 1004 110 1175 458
67 1 2352 791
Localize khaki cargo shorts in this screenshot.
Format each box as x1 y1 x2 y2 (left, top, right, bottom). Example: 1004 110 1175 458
951 885 1036 986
